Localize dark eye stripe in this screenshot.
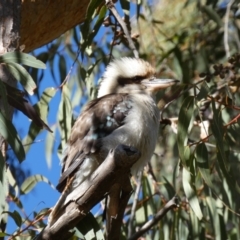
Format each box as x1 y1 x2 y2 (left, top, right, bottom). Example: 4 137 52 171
118 75 145 86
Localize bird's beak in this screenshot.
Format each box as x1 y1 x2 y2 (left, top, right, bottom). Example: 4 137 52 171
141 78 179 92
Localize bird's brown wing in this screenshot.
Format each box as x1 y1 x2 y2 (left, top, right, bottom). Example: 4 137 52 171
56 93 132 192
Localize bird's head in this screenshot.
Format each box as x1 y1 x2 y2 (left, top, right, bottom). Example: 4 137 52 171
98 57 178 97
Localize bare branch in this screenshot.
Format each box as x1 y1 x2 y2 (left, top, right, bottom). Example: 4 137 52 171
127 171 142 238
106 0 139 58
129 196 179 240
224 0 234 59
35 145 140 240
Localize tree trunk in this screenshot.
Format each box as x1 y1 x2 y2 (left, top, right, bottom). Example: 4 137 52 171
0 0 21 237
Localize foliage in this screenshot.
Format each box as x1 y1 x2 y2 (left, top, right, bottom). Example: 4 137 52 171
1 0 240 239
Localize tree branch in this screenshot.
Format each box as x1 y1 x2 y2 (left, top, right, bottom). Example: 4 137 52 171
106 0 139 58
35 144 140 240
127 171 142 238
129 196 179 240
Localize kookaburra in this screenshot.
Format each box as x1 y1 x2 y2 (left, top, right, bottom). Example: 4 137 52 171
54 58 177 205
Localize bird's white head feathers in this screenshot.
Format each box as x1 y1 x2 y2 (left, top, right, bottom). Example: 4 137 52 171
98 58 156 97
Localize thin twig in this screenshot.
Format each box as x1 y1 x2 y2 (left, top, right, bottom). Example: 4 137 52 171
224 0 234 59
106 0 139 58
108 14 118 63
58 47 81 89
129 196 179 240
127 171 143 238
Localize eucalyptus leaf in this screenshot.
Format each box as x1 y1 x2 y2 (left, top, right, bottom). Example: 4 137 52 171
195 143 214 188
23 87 56 153
0 52 46 69
75 212 104 240
5 62 37 95
0 111 25 162
20 174 55 195
182 168 203 220
177 96 194 166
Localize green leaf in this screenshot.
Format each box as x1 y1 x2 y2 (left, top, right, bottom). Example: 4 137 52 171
6 167 19 196
86 0 101 20
59 55 67 83
0 232 10 237
75 212 104 240
20 174 55 195
201 5 222 28
211 100 234 188
206 196 221 240
58 85 72 147
3 210 22 227
0 81 9 117
0 151 8 224
0 52 46 69
177 96 194 166
120 0 130 17
163 176 176 199
182 168 203 220
90 6 107 43
195 143 214 188
0 111 25 162
45 125 56 169
23 87 56 153
5 62 37 95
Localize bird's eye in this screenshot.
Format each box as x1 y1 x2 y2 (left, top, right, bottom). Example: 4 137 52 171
132 76 144 82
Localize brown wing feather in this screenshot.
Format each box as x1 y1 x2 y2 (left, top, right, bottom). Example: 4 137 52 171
56 93 132 192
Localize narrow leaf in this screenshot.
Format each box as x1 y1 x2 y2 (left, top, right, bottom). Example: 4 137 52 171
86 0 101 19
195 143 214 188
0 151 8 219
0 81 9 116
3 210 22 227
206 197 221 240
0 111 25 162
45 125 56 169
75 212 104 240
211 100 234 187
23 87 56 153
20 174 55 195
182 168 203 220
58 85 72 147
5 62 37 95
0 52 46 69
5 83 52 132
59 55 67 83
177 96 194 166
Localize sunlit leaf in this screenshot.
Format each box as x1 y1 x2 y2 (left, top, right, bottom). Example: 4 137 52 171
45 125 56 169
58 85 72 147
6 167 19 196
177 96 194 166
0 52 46 69
20 174 55 195
0 111 25 161
206 196 222 240
5 62 37 95
23 87 56 153
182 168 203 220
